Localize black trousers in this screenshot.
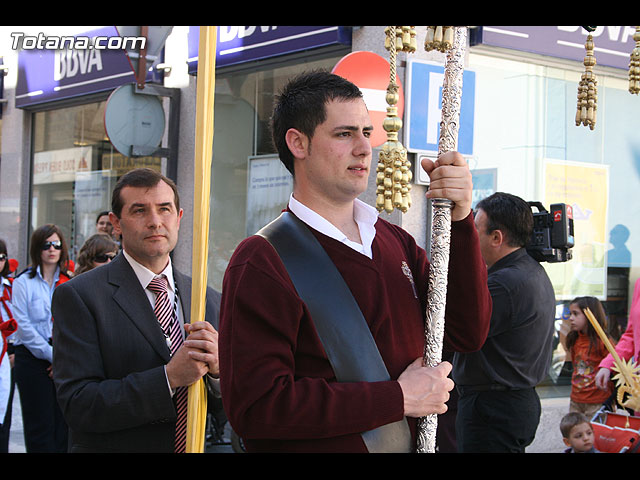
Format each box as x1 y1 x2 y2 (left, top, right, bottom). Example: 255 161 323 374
455 387 541 453
13 345 68 453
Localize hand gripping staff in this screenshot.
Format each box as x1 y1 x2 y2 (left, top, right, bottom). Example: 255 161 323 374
377 26 467 453
187 25 217 453
417 26 468 454
376 25 467 453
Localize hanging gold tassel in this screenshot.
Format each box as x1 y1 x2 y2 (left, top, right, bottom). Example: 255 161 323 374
424 26 454 53
629 26 640 95
401 25 417 52
576 33 598 130
376 27 415 214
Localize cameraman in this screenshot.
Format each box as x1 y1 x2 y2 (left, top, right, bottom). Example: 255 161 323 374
453 192 556 452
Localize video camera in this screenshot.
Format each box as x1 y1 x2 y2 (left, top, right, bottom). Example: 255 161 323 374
526 202 574 263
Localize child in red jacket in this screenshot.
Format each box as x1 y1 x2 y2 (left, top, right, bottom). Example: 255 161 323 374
566 296 615 420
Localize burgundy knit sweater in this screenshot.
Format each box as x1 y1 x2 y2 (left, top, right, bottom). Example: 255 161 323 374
219 212 491 452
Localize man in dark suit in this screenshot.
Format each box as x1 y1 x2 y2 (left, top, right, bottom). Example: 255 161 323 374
52 168 220 453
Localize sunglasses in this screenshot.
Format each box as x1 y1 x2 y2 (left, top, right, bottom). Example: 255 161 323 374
42 241 62 251
94 252 117 263
0 254 6 261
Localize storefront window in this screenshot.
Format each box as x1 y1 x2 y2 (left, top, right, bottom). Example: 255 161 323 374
31 101 162 260
207 56 343 290
468 52 640 397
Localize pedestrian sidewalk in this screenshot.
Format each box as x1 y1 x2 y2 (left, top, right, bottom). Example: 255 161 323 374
526 396 568 453
8 389 25 453
7 389 233 453
6 388 568 453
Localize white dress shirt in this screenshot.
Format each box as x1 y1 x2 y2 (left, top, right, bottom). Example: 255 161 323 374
121 250 184 395
121 250 221 396
288 194 378 259
122 250 185 337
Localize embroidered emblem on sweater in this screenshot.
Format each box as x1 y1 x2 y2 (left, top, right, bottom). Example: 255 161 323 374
401 261 418 299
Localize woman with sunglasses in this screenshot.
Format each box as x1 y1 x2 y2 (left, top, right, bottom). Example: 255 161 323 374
11 225 72 452
75 234 119 276
0 239 18 453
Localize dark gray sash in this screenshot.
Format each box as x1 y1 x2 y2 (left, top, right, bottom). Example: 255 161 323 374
257 212 412 453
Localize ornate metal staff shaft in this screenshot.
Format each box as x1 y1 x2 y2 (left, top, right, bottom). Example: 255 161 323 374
416 26 467 454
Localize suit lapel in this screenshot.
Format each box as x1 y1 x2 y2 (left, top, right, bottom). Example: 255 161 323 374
108 254 171 362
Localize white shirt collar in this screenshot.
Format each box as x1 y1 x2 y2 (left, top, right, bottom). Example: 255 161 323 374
35 265 60 284
288 194 378 259
122 249 176 294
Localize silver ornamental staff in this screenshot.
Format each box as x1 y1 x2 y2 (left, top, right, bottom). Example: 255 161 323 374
416 26 468 454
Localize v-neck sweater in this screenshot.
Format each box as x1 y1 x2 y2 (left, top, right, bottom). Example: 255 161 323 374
219 212 491 452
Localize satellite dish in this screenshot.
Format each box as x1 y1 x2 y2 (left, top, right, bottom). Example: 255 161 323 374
104 83 165 157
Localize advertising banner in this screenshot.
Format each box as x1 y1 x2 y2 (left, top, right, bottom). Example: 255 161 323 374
542 159 609 299
245 155 293 237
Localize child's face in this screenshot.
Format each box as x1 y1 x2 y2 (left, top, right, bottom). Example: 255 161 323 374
564 422 595 453
569 303 588 334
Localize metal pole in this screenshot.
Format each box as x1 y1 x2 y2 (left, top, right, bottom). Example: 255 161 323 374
416 26 467 453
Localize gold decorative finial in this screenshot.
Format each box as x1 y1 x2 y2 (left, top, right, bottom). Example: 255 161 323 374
584 307 640 412
576 34 598 130
629 26 640 94
376 27 415 214
611 358 640 412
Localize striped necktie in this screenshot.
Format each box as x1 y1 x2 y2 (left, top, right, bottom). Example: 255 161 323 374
147 275 187 453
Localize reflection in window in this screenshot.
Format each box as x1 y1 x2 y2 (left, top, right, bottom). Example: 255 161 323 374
31 102 162 260
207 56 343 290
468 53 640 398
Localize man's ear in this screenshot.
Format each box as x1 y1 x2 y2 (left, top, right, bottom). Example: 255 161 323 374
490 229 505 248
285 128 309 160
176 208 183 230
109 212 122 236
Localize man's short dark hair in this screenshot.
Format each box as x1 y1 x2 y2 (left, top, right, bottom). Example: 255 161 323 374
476 192 533 248
270 70 364 175
111 168 180 218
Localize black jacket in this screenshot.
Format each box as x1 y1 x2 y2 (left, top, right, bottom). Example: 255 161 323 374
52 253 220 452
453 248 556 389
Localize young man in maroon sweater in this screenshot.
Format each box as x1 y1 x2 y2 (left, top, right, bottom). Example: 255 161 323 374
219 71 492 452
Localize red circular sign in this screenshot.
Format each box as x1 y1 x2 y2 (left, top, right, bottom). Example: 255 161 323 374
332 51 404 148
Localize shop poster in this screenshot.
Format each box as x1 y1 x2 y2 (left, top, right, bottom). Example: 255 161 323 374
541 159 609 300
